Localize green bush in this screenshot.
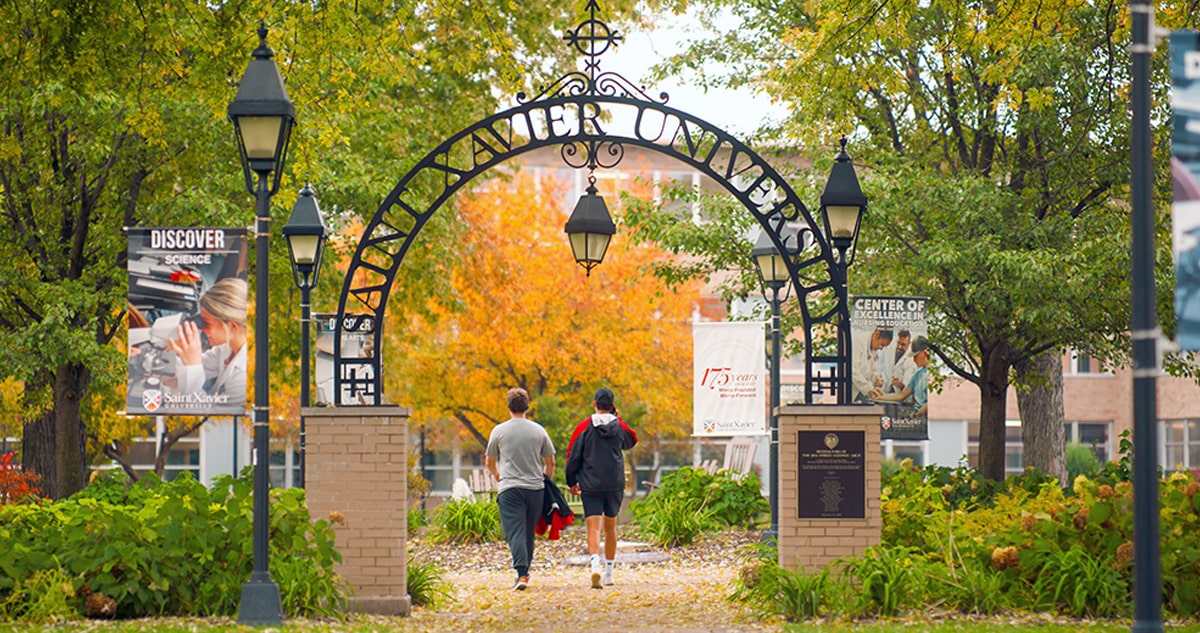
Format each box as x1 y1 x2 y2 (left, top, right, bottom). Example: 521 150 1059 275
839 545 922 617
0 472 346 621
428 497 501 544
1065 443 1101 485
407 559 451 608
636 492 716 548
631 465 768 530
729 544 839 621
408 506 429 534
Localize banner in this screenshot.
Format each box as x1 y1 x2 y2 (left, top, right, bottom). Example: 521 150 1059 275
314 313 380 406
693 322 766 436
127 228 248 416
850 296 929 440
1172 30 1200 350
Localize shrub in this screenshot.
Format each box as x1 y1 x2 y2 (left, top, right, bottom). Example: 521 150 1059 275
407 559 451 608
838 545 923 617
1065 443 1101 484
0 471 347 621
636 493 716 548
729 544 838 621
631 465 768 529
408 506 429 534
0 452 42 505
428 497 501 544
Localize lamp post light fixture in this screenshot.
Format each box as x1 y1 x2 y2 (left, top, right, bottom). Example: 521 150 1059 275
819 138 868 405
283 183 329 489
751 214 794 545
564 172 616 276
227 22 295 627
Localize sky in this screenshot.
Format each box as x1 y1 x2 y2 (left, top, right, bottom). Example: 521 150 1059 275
591 10 784 137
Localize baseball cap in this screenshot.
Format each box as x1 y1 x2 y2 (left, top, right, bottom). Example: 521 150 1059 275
594 387 615 409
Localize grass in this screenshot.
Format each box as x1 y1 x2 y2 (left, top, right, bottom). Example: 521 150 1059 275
0 618 1198 632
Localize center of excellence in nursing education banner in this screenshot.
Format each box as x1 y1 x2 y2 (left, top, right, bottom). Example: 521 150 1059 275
693 321 767 437
850 295 930 441
1172 30 1200 350
126 227 248 417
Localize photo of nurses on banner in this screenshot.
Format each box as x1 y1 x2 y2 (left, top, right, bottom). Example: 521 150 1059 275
1171 30 1200 350
850 296 930 440
126 228 248 416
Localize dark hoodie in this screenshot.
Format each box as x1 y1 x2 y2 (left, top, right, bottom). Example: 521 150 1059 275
564 412 637 493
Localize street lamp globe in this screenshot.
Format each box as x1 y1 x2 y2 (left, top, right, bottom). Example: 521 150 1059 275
283 184 329 291
751 221 790 289
819 138 868 265
227 23 296 195
564 175 616 276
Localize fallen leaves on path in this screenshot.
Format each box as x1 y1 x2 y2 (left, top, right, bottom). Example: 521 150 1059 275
397 527 779 633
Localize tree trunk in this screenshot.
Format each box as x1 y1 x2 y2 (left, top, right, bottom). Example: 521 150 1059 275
977 343 1013 481
52 362 91 499
21 372 57 495
153 417 209 477
1016 351 1066 485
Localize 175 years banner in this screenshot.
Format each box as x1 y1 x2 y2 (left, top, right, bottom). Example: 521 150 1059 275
693 322 767 437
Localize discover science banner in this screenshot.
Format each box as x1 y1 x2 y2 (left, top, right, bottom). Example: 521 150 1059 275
693 321 767 437
850 296 930 440
127 227 248 416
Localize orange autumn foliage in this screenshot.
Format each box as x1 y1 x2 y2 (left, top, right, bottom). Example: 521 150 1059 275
391 170 701 448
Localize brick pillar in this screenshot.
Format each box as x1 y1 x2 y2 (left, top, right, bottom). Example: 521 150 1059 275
777 405 882 572
303 406 411 616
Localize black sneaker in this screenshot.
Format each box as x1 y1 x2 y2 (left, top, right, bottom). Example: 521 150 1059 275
514 576 529 591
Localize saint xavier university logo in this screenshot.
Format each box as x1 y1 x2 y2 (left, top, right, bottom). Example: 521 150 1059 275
142 389 162 413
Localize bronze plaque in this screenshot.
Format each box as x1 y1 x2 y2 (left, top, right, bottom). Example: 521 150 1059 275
796 430 865 519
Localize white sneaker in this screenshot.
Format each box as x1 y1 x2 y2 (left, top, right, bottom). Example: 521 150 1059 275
601 568 614 586
590 559 603 589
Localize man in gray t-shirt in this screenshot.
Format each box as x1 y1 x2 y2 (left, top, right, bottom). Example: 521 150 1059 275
486 387 555 590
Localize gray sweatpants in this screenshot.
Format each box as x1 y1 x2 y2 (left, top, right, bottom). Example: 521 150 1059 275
497 487 542 577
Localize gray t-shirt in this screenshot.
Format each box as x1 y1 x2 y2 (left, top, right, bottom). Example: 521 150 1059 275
486 416 555 492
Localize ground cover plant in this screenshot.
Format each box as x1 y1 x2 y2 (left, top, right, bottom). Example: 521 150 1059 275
630 465 769 547
427 495 502 544
730 435 1200 622
0 470 346 622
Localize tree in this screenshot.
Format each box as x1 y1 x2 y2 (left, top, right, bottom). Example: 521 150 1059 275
643 0 1195 480
388 170 702 457
0 0 662 497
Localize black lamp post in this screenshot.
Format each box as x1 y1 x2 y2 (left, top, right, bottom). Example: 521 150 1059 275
752 213 794 544
564 172 616 276
1129 2 1163 631
819 138 868 404
283 183 328 489
227 22 295 627
753 140 866 544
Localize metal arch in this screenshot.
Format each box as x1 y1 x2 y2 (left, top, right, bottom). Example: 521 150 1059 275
332 93 852 405
331 0 852 406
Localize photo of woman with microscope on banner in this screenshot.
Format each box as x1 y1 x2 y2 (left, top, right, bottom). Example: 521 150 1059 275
126 227 248 417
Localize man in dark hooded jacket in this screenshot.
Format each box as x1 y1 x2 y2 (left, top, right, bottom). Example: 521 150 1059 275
565 387 637 589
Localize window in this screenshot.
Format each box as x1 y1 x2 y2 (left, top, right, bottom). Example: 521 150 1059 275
1162 419 1200 471
1065 421 1112 463
268 446 299 488
967 420 1024 476
164 441 200 482
1068 349 1093 374
881 440 927 466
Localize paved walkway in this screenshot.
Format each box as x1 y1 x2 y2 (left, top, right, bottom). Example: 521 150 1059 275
400 531 780 633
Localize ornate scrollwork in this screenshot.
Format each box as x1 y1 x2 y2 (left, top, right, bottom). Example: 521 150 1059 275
561 140 625 170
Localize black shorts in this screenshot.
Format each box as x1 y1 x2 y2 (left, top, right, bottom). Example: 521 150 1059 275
580 490 623 518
